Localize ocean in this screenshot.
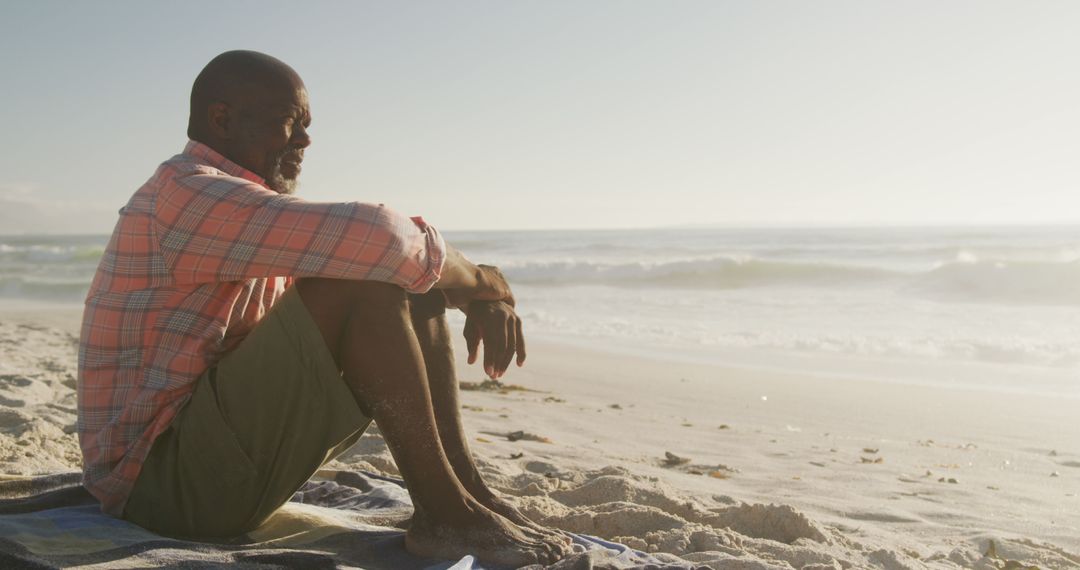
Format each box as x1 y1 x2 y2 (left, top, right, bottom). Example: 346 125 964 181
2 226 1078 397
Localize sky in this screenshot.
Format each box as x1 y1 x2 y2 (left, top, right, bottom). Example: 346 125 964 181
3 1 1080 233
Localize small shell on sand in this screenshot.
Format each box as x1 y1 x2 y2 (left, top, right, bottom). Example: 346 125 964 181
663 452 691 467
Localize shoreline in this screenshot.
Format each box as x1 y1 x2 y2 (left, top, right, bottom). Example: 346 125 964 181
519 329 1080 401
5 298 1078 402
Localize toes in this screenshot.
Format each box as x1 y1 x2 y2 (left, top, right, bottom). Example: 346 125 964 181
520 550 544 565
540 537 571 563
538 526 572 552
555 531 573 549
537 546 559 566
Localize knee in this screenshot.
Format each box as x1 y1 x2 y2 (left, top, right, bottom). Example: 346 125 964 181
348 280 409 301
296 278 409 320
351 281 411 319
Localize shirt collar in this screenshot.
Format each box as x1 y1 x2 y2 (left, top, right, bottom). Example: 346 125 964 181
183 140 267 186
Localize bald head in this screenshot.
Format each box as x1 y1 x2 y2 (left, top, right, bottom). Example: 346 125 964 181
187 51 303 139
187 50 312 194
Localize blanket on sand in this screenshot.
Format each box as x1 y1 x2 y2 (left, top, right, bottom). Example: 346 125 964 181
0 470 708 569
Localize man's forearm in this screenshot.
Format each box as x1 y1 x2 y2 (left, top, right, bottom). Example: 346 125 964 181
434 246 482 291
433 245 512 308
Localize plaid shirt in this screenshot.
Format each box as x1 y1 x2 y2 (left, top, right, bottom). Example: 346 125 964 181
78 141 445 516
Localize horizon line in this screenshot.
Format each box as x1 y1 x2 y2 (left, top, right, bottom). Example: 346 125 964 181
4 219 1080 238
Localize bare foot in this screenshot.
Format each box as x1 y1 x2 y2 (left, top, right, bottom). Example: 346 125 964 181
450 460 573 554
481 492 574 547
406 502 568 567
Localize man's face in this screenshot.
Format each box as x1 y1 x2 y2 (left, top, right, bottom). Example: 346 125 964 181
228 83 312 195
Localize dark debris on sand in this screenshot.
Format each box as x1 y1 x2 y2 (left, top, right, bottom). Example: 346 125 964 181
459 379 539 393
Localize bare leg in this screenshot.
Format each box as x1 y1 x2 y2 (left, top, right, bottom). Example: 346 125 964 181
408 291 571 545
295 278 564 566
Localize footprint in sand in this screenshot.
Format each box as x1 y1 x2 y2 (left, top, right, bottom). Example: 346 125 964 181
0 396 26 407
38 359 67 373
0 375 32 388
0 408 32 430
524 460 559 475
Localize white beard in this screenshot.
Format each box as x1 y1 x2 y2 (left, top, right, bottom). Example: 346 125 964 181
267 172 298 195
266 161 299 195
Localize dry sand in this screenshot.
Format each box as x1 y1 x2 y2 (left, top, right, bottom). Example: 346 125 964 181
1 306 1078 569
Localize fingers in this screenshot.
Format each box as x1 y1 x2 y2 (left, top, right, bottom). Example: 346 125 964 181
515 317 527 367
483 316 505 378
464 314 480 365
465 300 526 379
497 315 516 376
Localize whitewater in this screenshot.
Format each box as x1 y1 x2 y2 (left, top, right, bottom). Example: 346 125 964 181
2 225 1078 397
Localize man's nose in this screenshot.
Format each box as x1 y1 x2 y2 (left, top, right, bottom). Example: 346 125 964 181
292 123 312 148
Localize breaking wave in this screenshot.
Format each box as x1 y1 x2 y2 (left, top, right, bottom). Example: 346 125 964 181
0 237 106 302
503 257 898 288
503 256 1080 306
0 277 90 302
910 259 1080 306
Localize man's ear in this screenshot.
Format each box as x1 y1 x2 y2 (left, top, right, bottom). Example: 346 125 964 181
207 101 231 139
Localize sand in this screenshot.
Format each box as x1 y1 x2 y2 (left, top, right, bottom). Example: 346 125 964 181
1 306 1078 569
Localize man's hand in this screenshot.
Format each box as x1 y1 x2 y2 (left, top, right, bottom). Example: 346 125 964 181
444 265 514 309
463 300 526 379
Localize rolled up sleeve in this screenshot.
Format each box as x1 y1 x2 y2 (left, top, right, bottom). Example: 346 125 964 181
154 173 445 291
401 215 445 293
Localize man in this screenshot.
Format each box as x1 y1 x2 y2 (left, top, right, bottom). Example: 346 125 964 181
78 50 570 567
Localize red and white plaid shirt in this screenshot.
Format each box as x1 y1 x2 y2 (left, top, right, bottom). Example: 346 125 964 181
78 141 445 516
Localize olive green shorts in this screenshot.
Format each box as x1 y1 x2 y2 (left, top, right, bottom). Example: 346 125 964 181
123 287 372 539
